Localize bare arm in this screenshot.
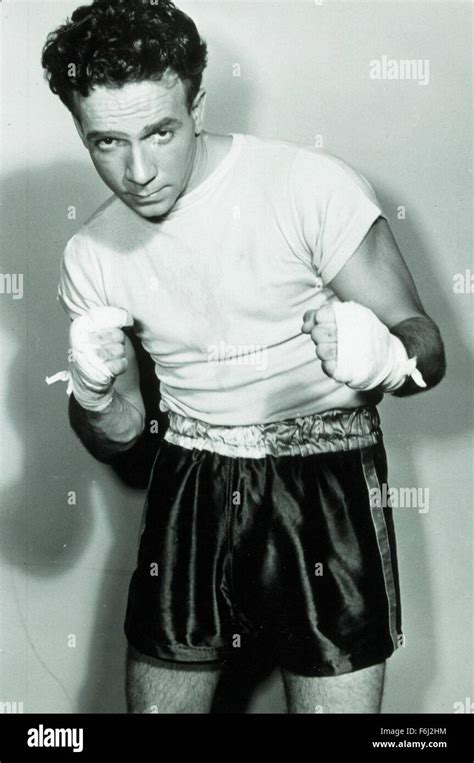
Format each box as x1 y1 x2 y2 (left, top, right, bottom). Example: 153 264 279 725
69 333 146 462
329 217 446 395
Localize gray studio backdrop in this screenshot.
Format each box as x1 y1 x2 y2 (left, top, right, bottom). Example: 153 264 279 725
0 0 472 713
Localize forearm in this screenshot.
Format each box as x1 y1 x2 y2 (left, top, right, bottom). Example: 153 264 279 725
390 315 446 397
69 390 145 462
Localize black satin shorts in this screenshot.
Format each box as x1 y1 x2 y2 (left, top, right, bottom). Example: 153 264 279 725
124 408 403 676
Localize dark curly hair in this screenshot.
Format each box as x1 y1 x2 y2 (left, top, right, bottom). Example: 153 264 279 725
41 0 208 116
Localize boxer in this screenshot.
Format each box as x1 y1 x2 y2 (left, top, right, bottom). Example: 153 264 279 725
42 0 445 713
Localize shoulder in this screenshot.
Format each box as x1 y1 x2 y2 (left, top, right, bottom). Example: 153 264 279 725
237 133 355 169
237 134 375 194
79 194 126 244
63 195 115 251
232 133 307 195
288 145 379 201
62 194 137 263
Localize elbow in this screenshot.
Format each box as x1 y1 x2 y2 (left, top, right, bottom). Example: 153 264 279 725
422 316 447 390
68 394 145 463
424 339 447 390
73 429 143 465
391 315 447 397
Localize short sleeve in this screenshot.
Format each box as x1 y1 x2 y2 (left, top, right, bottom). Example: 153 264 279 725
57 234 108 321
289 149 387 284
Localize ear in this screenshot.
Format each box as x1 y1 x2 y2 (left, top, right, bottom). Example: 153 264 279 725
72 113 88 149
191 89 207 136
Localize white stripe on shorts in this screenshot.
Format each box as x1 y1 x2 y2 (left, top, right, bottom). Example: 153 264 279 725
360 446 399 650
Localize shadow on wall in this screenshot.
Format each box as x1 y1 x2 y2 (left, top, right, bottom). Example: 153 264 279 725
0 154 470 712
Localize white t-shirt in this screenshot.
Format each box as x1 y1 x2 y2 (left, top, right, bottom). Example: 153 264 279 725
57 132 386 425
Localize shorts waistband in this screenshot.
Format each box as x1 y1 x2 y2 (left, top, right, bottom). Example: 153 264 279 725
163 407 382 459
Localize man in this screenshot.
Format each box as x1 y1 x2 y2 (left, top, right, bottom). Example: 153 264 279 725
42 0 445 714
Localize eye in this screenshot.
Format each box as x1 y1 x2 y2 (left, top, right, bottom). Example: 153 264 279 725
151 130 174 144
95 137 119 151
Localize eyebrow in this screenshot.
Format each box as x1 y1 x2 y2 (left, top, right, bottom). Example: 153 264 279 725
86 117 183 142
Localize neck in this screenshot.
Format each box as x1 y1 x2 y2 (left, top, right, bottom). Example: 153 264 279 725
185 133 208 194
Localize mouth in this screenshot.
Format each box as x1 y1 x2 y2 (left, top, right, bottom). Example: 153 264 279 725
129 187 168 203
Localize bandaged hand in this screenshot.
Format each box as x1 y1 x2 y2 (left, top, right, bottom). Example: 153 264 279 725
302 300 426 392
67 306 133 411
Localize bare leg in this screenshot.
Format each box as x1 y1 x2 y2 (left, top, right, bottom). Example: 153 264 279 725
281 661 386 714
126 645 222 714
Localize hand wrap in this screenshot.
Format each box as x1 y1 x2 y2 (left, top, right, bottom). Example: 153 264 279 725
331 301 426 392
46 306 133 412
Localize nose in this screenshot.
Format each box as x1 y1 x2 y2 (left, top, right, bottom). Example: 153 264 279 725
125 145 158 189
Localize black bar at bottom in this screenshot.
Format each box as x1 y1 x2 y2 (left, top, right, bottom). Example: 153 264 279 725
0 713 472 760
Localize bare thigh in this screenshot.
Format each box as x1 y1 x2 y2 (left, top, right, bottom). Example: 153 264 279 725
126 645 222 714
281 661 386 714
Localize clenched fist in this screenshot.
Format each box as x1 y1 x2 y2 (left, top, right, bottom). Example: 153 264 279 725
69 306 133 411
301 288 339 378
302 297 426 392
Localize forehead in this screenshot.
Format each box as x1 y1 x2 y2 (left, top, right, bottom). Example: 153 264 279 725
74 74 188 131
